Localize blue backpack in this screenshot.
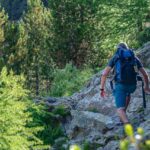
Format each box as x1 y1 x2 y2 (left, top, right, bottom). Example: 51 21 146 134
114 48 137 84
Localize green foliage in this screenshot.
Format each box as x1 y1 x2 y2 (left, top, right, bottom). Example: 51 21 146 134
3 21 28 74
120 124 150 150
1 0 150 95
50 63 93 97
53 105 70 117
69 144 81 150
22 0 55 95
0 67 67 149
48 0 105 67
1 1 150 149
0 8 7 44
0 67 47 150
87 108 99 113
2 0 56 96
83 141 90 150
27 104 67 145
138 27 150 45
0 8 7 70
1 0 150 68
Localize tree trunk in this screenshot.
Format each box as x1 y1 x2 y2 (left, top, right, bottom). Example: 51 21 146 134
35 65 39 96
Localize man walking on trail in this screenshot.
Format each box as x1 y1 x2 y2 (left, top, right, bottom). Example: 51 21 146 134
100 42 150 124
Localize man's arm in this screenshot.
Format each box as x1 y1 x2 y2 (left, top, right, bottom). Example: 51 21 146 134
100 66 112 89
139 67 150 93
100 66 112 97
100 54 116 97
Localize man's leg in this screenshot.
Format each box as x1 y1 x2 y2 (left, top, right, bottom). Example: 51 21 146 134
125 95 130 111
116 95 130 124
117 108 129 124
114 84 131 124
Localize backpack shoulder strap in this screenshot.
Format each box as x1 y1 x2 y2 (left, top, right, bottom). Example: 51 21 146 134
114 48 122 62
115 48 126 60
129 49 137 63
128 49 135 57
113 54 119 63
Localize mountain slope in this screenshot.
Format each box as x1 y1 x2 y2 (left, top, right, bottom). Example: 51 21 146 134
42 43 150 149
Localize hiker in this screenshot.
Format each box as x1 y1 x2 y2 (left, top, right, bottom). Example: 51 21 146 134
100 42 150 124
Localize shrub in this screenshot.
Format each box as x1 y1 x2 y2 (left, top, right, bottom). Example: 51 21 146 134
50 63 93 97
138 27 150 45
120 124 150 150
0 67 48 149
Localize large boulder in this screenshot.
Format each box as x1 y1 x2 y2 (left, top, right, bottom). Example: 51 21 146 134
136 42 150 68
65 110 114 139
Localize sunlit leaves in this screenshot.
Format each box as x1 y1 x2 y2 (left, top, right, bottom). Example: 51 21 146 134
0 8 6 43
0 67 44 149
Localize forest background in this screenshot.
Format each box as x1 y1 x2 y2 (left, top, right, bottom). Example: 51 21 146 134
0 0 150 149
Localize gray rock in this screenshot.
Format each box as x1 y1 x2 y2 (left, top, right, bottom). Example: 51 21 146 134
139 120 150 139
38 44 150 150
64 110 114 140
136 42 150 68
97 141 119 150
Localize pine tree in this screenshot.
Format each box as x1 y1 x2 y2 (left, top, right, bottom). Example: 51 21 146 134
23 0 54 95
48 0 102 67
0 8 6 43
3 21 28 74
0 67 48 149
0 8 7 70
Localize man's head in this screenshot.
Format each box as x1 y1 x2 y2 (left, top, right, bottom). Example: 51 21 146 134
117 42 129 49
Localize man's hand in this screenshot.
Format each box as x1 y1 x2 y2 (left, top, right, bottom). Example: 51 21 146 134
100 89 106 98
139 68 150 94
144 87 150 94
100 66 111 99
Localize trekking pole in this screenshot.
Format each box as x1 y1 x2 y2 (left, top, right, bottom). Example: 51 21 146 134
137 75 146 109
142 81 146 108
110 80 114 91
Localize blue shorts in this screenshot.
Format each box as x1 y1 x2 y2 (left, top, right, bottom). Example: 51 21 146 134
113 83 136 108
